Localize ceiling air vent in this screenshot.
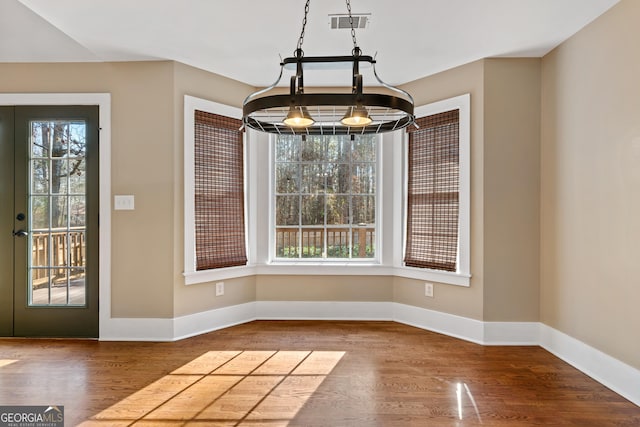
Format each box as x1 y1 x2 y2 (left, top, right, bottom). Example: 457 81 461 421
329 14 370 30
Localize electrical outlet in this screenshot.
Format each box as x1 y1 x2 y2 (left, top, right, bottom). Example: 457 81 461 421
424 282 434 298
215 282 224 296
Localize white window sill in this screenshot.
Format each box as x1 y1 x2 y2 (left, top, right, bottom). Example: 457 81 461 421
255 261 394 276
393 266 471 287
184 263 470 287
183 265 256 285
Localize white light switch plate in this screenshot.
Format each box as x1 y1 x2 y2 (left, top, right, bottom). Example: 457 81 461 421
114 195 135 210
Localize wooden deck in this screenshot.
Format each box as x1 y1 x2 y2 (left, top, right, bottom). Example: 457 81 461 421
0 321 638 426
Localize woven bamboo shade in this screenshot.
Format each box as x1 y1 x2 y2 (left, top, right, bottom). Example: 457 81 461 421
404 110 460 272
194 110 247 270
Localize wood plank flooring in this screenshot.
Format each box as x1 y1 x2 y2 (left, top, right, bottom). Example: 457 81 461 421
0 321 639 426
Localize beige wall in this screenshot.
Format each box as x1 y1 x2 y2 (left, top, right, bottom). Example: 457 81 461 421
256 276 393 302
0 61 258 319
397 60 486 320
541 0 640 369
0 57 543 324
397 59 541 322
171 62 256 317
0 61 177 318
483 58 540 321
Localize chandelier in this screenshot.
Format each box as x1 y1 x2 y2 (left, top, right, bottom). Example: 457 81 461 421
242 0 415 135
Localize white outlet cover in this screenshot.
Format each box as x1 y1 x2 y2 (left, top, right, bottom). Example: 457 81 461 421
425 282 434 297
215 282 224 296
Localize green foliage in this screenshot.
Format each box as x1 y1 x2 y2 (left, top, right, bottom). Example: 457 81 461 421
277 244 375 259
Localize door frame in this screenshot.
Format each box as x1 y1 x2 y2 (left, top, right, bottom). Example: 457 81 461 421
0 93 111 339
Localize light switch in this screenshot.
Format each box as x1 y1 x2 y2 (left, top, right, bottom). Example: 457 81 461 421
114 195 135 210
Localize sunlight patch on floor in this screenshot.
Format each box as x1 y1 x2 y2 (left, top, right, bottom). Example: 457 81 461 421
77 350 345 426
0 359 18 368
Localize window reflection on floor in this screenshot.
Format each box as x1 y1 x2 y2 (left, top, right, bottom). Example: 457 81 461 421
77 350 345 426
455 382 482 423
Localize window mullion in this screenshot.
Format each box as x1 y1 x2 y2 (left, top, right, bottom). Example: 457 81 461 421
297 137 303 259
348 137 354 259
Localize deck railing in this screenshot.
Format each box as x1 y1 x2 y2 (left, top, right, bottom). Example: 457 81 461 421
275 226 375 258
31 229 85 287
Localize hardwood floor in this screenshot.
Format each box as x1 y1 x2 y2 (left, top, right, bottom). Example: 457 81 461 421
0 321 638 426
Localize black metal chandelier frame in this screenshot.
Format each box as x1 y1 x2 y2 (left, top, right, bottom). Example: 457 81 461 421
242 0 415 136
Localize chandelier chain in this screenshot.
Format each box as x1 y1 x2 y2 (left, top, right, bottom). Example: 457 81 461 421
296 0 311 54
346 0 358 50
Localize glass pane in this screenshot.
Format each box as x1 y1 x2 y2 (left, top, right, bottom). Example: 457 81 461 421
31 159 49 194
69 159 86 193
275 164 299 193
352 195 375 225
275 135 299 161
353 135 376 161
31 122 50 157
50 123 70 157
301 229 323 258
353 226 375 258
69 268 86 305
51 196 68 228
301 137 324 162
30 232 49 267
51 159 69 194
70 196 85 227
68 123 87 158
50 268 69 305
69 230 86 268
276 196 299 226
326 195 349 225
31 196 49 230
275 227 299 258
325 163 350 194
352 163 376 194
30 269 50 305
51 232 68 267
301 164 325 194
301 195 324 225
326 228 349 258
326 137 350 162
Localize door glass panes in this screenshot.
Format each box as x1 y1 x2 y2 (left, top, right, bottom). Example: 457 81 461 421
274 134 377 260
28 120 87 306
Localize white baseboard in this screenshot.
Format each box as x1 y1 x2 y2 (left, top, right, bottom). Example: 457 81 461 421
98 301 639 407
99 302 256 341
392 302 485 344
100 317 175 341
256 301 394 320
540 324 640 407
483 321 540 345
173 302 257 340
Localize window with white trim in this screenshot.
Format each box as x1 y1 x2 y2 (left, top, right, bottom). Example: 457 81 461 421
405 109 460 271
183 96 249 284
273 134 378 261
193 110 247 270
402 94 471 284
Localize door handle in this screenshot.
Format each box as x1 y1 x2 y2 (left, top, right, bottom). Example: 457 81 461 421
12 229 28 237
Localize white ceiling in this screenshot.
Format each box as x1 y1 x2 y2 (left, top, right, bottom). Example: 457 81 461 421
1 0 619 87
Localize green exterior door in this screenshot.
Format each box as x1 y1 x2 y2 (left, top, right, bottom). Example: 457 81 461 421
0 105 99 337
0 107 15 336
